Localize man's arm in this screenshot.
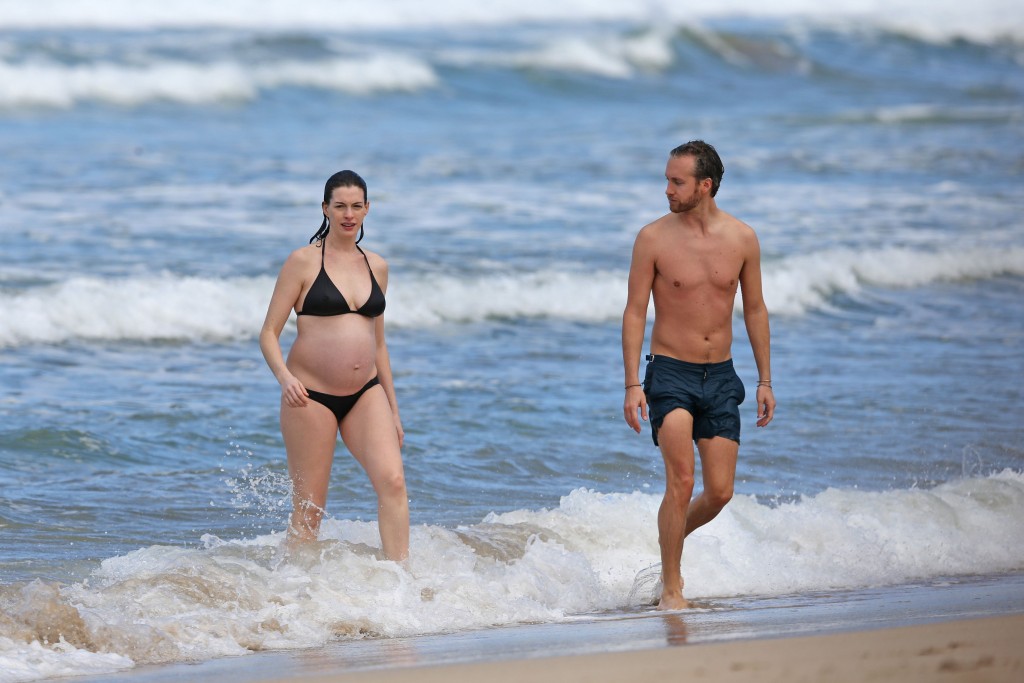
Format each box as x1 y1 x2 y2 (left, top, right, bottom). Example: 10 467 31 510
738 229 775 427
622 228 655 433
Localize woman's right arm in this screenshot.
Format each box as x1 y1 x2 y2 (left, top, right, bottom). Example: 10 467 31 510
259 252 309 406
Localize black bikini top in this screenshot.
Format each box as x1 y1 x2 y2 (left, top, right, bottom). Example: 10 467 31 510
297 242 386 318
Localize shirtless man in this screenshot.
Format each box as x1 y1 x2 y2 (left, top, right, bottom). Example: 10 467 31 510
622 141 775 609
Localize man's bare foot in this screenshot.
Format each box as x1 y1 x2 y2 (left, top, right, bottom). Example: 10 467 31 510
657 591 689 610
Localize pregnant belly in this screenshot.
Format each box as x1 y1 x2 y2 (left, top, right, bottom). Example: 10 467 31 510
287 318 377 395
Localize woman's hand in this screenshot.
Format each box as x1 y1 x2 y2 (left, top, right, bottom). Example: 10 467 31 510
393 413 405 448
280 375 309 407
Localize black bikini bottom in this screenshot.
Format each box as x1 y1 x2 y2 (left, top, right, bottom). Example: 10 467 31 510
306 376 380 423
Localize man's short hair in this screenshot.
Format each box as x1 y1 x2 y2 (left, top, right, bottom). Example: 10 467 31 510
670 140 724 197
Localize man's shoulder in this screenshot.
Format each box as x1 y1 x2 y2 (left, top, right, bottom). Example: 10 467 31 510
636 214 674 239
713 207 752 230
714 209 758 243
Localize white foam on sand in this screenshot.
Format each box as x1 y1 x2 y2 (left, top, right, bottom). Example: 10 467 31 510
1 470 1022 681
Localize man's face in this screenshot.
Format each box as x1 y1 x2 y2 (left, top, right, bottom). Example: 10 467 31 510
664 155 707 213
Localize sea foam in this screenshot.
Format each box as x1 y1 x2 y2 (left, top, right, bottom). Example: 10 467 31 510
441 29 676 79
0 55 438 109
0 245 1021 348
0 470 1022 682
1 0 1021 41
2 2 1018 112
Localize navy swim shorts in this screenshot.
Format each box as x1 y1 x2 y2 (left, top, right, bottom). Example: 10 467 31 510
642 355 746 446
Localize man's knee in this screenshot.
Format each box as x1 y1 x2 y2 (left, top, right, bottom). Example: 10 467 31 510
696 436 737 510
665 470 695 501
704 485 733 511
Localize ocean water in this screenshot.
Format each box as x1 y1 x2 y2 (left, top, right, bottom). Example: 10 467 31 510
1 0 1024 680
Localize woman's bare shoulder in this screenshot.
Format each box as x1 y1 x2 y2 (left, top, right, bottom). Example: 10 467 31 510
276 243 319 280
361 248 389 272
283 243 319 264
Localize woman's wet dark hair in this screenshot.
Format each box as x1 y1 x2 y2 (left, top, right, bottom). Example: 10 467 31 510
310 170 368 244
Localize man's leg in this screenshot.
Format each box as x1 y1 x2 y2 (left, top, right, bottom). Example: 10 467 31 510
684 436 738 539
655 407 696 610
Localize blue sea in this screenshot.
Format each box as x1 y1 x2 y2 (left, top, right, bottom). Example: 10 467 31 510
1 0 1023 680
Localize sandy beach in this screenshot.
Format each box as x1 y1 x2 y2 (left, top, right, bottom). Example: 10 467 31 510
298 614 1024 683
105 612 1023 683
77 575 1023 683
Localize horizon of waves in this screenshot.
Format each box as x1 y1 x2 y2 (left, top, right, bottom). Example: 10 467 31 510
0 245 1021 347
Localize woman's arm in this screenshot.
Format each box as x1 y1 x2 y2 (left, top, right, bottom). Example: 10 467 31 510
259 251 309 407
370 253 404 446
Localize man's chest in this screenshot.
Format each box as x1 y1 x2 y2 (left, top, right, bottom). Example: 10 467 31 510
654 241 743 291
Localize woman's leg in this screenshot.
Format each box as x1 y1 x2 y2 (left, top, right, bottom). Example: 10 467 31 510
280 397 340 542
340 385 409 561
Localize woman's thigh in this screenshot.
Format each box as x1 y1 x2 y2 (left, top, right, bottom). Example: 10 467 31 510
339 386 404 490
281 398 340 505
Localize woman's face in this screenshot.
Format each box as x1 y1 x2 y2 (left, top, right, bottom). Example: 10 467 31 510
322 185 369 239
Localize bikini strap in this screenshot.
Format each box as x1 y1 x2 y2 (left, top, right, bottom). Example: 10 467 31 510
356 245 374 274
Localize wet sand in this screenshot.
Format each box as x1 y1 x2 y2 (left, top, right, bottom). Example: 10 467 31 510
295 613 1024 683
79 573 1024 683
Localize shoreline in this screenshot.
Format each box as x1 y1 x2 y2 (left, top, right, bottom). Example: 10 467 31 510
302 613 1024 683
79 573 1024 683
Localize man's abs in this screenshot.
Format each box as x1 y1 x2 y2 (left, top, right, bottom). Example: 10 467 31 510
650 299 735 364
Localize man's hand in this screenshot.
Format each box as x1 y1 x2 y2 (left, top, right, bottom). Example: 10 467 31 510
755 385 775 427
623 385 648 433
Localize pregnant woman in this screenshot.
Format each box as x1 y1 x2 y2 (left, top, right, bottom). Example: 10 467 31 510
260 170 408 561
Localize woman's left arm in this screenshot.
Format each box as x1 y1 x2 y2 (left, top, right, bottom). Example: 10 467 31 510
372 254 404 447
